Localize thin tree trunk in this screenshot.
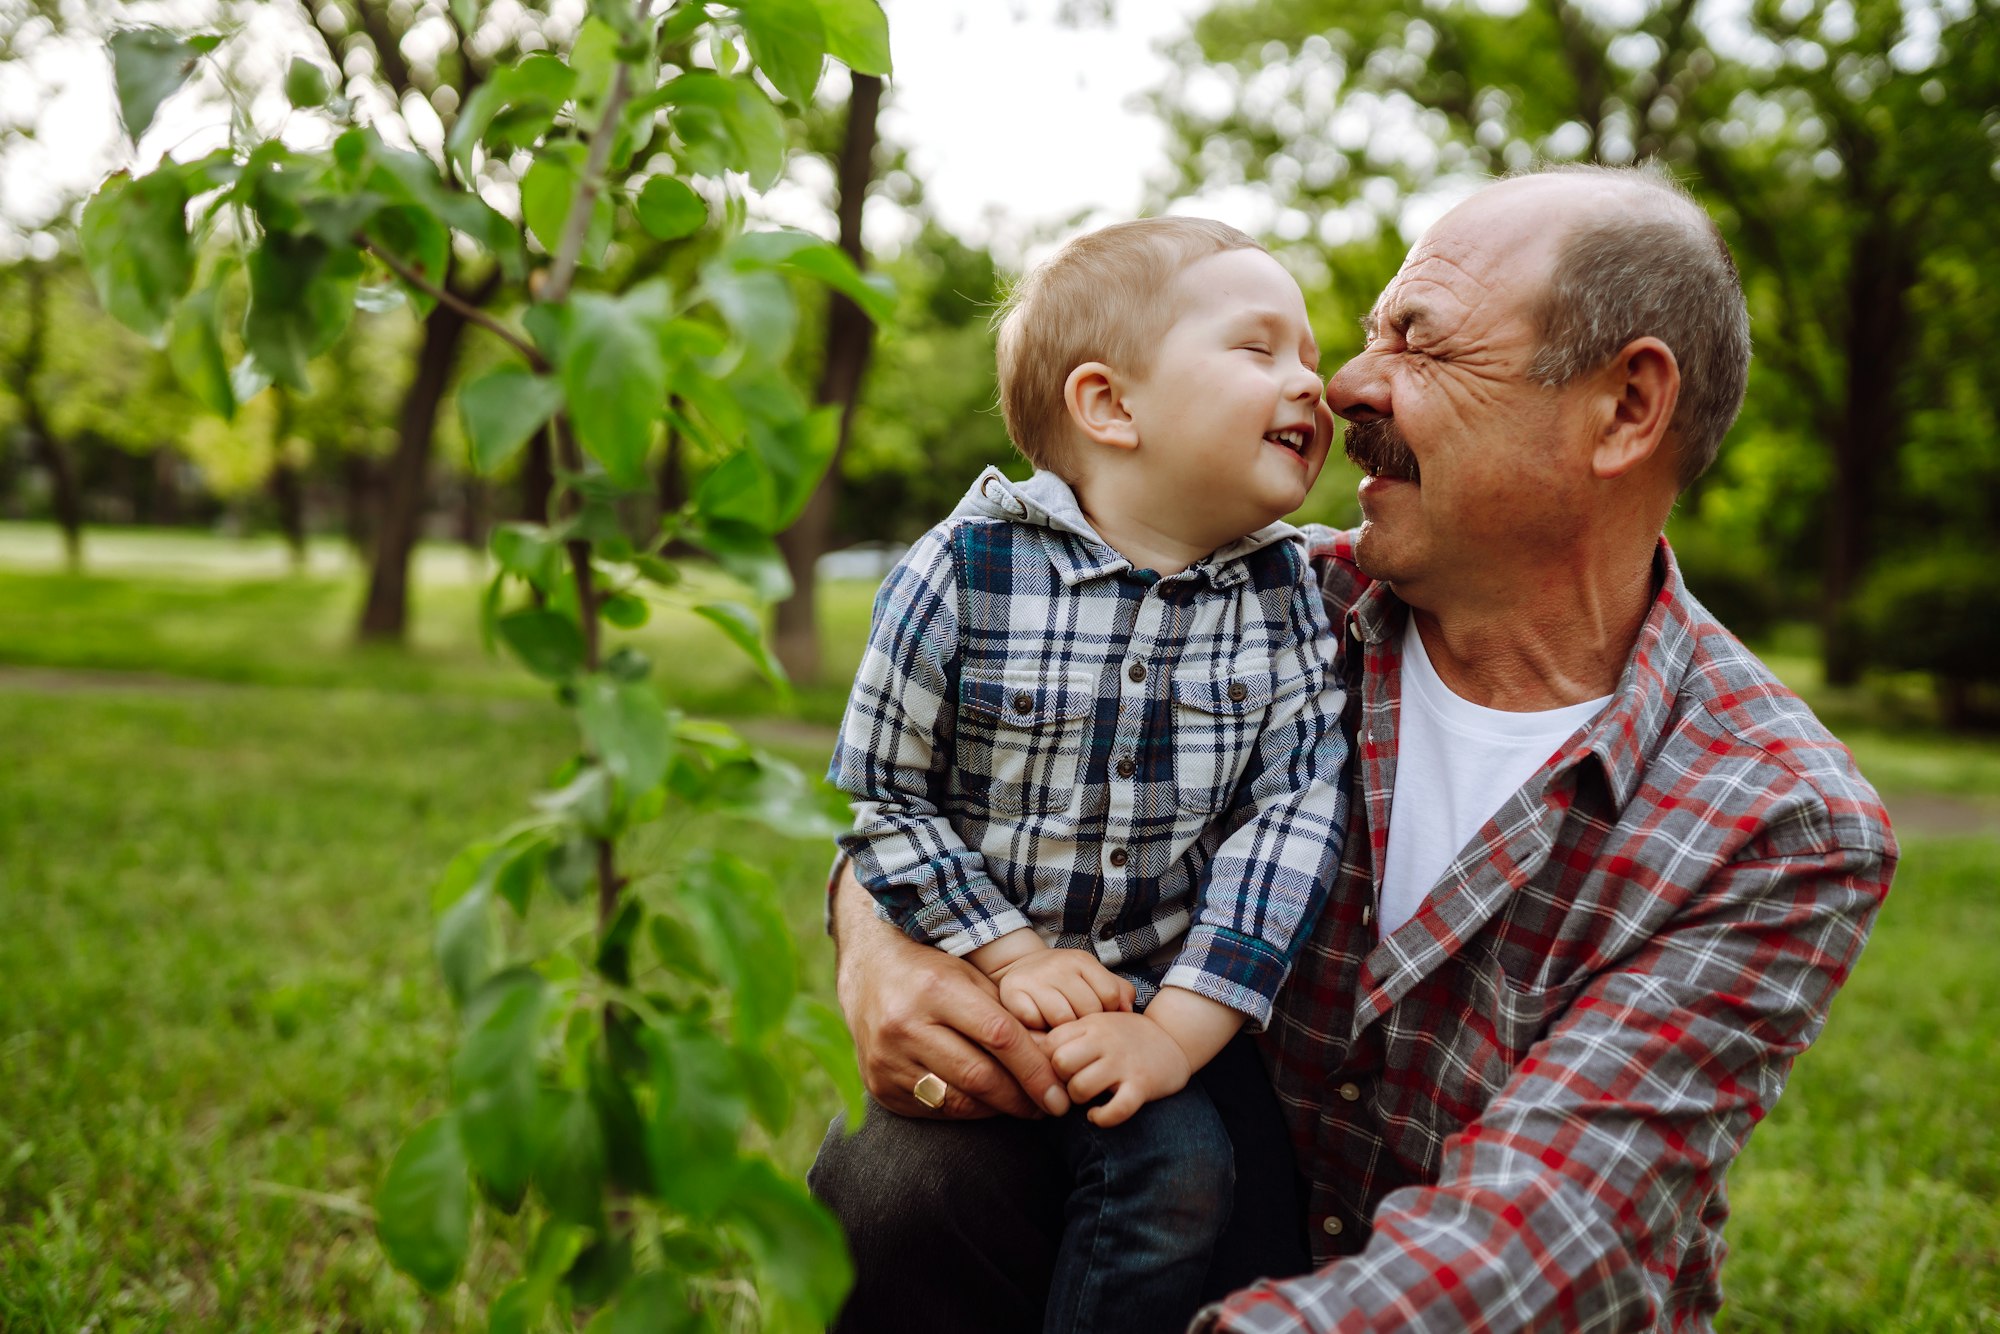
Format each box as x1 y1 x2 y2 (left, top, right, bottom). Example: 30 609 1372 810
13 264 81 573
357 269 493 641
343 454 377 554
270 390 307 572
1820 204 1914 687
774 72 883 684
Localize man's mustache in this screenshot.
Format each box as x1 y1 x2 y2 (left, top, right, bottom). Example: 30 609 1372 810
1343 418 1421 483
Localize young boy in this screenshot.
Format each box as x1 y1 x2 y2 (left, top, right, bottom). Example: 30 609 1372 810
827 218 1349 1334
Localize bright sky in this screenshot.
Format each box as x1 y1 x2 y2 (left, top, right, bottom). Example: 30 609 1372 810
0 0 1232 265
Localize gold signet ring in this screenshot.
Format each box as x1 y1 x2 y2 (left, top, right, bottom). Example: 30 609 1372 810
912 1072 949 1109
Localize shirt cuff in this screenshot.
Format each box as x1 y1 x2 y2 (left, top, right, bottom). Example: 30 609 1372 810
1160 925 1291 1032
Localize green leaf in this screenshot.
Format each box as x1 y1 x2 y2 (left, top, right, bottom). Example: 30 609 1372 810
168 279 235 418
560 284 673 486
819 0 892 75
644 1023 748 1216
520 147 612 268
725 1157 853 1321
787 995 866 1128
727 229 895 325
694 600 789 693
460 368 565 474
589 1053 652 1194
700 263 796 361
284 56 331 108
689 517 793 602
453 970 549 1211
647 912 718 985
490 523 561 589
108 28 201 143
496 608 586 680
634 175 706 241
600 591 649 628
738 0 827 106
692 450 777 530
576 675 674 794
80 170 193 343
649 73 789 189
680 852 795 1040
436 883 499 1008
533 1087 607 1226
448 56 578 177
582 1270 700 1334
737 1043 793 1135
376 1115 473 1294
242 232 360 392
762 404 842 530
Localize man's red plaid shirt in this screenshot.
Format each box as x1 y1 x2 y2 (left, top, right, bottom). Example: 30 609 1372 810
1196 530 1897 1332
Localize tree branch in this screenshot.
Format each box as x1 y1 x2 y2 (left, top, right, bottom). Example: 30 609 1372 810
358 236 546 370
542 5 650 303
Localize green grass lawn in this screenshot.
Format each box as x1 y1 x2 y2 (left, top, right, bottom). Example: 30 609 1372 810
0 523 1996 1330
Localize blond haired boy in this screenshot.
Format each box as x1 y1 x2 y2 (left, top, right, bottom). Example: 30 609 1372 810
825 218 1349 1333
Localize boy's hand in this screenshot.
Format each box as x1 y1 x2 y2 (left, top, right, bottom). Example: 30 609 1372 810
992 949 1136 1030
1046 1011 1192 1128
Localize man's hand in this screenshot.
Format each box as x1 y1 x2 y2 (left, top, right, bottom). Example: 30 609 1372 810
992 948 1136 1030
1046 1011 1192 1128
833 864 1071 1120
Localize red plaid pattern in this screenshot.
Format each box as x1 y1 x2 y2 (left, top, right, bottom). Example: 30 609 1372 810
1195 529 1897 1333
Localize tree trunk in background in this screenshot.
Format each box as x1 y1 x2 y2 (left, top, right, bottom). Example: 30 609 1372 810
270 390 307 572
458 476 488 551
12 264 82 573
343 454 377 554
152 449 181 526
520 433 554 525
774 71 882 684
1820 207 1915 687
357 269 494 641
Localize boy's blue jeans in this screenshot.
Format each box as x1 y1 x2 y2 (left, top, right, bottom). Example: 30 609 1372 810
810 1032 1310 1334
1043 1068 1234 1333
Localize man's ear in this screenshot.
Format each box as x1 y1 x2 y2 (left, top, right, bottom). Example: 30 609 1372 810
1591 337 1681 480
1064 362 1142 452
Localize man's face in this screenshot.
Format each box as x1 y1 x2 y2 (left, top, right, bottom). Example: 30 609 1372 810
1121 248 1332 550
1324 181 1597 605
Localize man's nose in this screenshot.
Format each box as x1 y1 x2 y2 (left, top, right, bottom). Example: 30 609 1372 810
1325 354 1389 423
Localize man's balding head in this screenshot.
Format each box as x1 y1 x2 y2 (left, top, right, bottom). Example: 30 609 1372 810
1491 165 1751 489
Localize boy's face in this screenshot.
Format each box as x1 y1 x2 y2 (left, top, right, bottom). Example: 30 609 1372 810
1119 248 1331 546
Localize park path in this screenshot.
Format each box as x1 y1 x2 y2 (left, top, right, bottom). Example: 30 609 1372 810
2 665 1990 840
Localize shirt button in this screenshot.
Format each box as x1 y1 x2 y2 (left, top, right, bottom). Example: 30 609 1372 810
1108 848 1129 868
1116 756 1136 779
1128 661 1147 683
1338 1082 1361 1102
1011 691 1034 714
1098 922 1117 941
1227 681 1247 702
1321 1216 1344 1236
1347 620 1361 642
1361 904 1374 926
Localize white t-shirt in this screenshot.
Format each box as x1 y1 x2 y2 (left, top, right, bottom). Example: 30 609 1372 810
1378 617 1612 940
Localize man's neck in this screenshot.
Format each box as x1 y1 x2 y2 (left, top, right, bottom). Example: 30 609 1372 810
1407 539 1658 712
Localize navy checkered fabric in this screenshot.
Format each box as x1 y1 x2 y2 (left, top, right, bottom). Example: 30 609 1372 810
830 468 1350 1028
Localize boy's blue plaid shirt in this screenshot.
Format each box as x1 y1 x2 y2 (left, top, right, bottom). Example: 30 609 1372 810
829 467 1350 1028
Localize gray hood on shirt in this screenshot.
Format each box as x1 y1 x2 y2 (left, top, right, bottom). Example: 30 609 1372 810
948 465 1301 569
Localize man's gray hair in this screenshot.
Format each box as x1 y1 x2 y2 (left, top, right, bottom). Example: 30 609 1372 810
1520 163 1751 490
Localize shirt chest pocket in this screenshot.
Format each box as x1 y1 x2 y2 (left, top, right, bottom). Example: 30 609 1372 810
956 670 1096 816
1169 667 1281 814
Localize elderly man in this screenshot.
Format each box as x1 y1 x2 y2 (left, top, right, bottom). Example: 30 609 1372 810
810 164 1896 1332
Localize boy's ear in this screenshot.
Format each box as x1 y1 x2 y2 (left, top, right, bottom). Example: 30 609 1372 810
1064 362 1141 452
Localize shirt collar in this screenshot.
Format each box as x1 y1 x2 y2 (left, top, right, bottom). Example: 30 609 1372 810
1348 536 1693 813
951 466 1301 590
